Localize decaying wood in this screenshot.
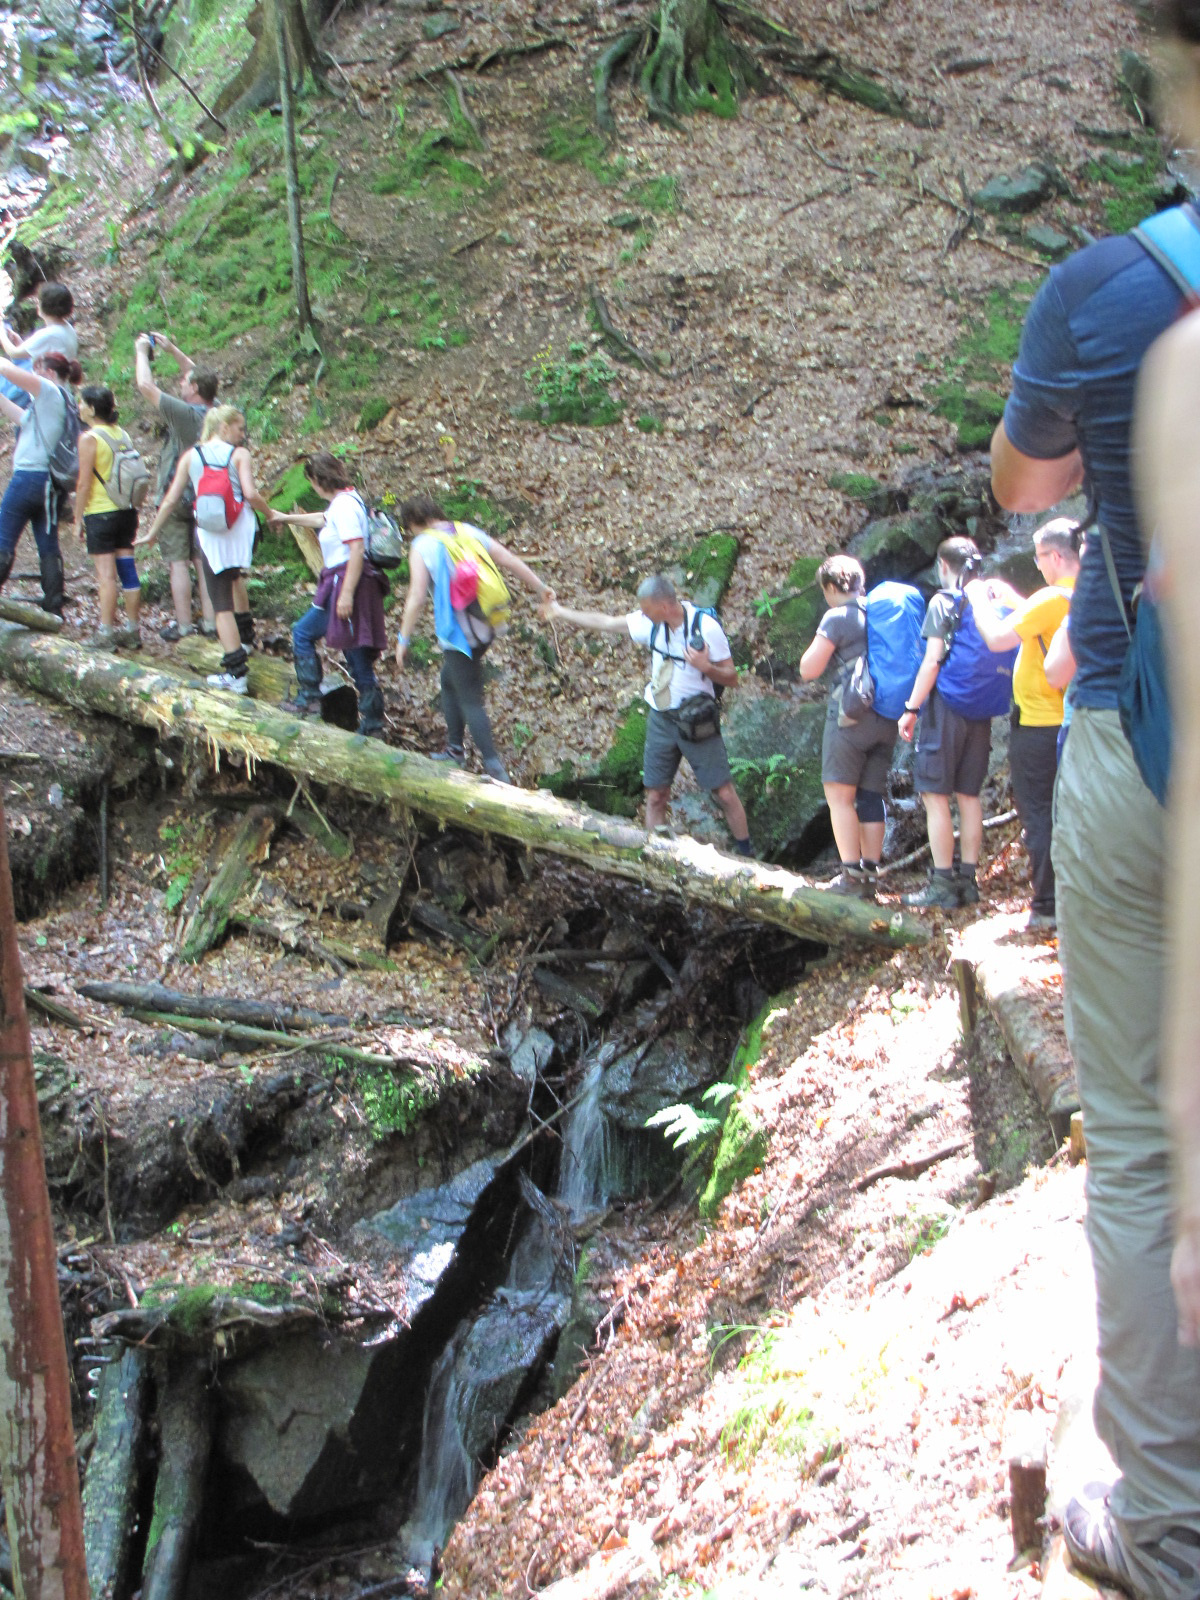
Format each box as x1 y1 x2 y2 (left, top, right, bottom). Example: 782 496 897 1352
0 625 928 950
408 897 490 957
83 1348 149 1600
0 596 63 632
235 913 347 974
854 1138 970 1191
1004 1409 1048 1556
287 795 353 858
951 956 978 1035
126 1008 409 1073
139 1360 212 1600
179 805 278 963
23 985 90 1029
77 979 349 1031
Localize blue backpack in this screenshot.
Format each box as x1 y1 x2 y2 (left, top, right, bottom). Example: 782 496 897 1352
838 582 925 722
936 597 1018 720
1099 203 1200 805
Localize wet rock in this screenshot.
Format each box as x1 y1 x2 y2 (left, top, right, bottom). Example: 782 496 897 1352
450 1290 569 1462
721 695 827 861
1118 49 1156 122
600 1031 719 1133
973 165 1057 215
1025 223 1073 259
355 1158 498 1321
505 1025 556 1089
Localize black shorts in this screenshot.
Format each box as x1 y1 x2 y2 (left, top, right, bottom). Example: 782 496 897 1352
821 705 897 790
913 688 991 797
85 507 138 556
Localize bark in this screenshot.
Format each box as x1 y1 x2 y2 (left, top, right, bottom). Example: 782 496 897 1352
170 634 358 728
0 795 88 1600
0 597 62 634
126 1010 402 1071
179 805 278 963
83 1349 149 1600
0 625 928 950
206 0 327 129
77 980 349 1032
271 0 316 335
139 1361 212 1600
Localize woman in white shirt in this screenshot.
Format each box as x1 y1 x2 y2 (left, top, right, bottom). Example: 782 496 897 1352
269 452 390 736
0 348 82 616
139 406 271 694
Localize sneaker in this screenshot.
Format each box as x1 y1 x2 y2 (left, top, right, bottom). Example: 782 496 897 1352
159 620 195 643
206 670 250 696
84 625 118 651
197 621 218 638
430 748 465 767
279 694 321 718
482 757 512 784
117 624 142 651
1062 1486 1137 1595
957 874 981 906
826 868 875 900
902 874 962 910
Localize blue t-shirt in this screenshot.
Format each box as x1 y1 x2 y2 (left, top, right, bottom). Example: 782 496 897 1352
1003 235 1183 708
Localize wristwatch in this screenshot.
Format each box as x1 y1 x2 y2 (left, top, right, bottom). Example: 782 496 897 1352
903 703 920 714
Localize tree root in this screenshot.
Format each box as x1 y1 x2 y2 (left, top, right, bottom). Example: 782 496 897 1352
588 284 664 375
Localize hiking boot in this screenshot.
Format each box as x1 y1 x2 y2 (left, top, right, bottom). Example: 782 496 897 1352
279 694 321 719
902 874 962 910
1062 1487 1137 1595
356 684 385 738
826 868 875 900
483 756 512 784
117 623 142 651
206 670 249 696
84 625 118 651
430 748 465 767
159 620 195 643
956 872 981 906
1028 910 1057 931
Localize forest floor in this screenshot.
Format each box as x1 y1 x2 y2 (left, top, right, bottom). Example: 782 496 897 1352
0 0 1161 1593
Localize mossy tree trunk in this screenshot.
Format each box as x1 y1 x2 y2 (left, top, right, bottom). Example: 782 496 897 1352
205 0 327 130
270 0 316 335
641 0 743 124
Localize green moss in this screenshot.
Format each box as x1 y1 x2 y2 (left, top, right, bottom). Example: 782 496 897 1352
356 397 390 433
269 463 324 515
540 115 626 184
627 175 680 213
682 532 739 608
784 554 822 592
767 592 823 669
826 472 882 504
929 283 1037 451
699 1103 769 1217
370 86 487 209
1082 149 1175 235
637 413 664 434
442 477 514 537
540 699 647 816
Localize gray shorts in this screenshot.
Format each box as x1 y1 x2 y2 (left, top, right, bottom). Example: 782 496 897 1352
913 688 991 796
822 705 897 790
643 706 732 791
158 509 196 565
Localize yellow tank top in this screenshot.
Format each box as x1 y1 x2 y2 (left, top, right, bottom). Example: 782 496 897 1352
85 425 123 516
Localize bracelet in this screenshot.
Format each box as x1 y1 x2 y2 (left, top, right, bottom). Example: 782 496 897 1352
903 703 920 714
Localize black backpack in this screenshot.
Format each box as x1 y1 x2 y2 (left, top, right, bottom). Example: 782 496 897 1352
649 603 728 701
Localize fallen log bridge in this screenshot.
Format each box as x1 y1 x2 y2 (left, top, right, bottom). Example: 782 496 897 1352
0 624 927 950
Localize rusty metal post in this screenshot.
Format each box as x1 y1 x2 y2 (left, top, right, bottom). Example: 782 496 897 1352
0 792 88 1599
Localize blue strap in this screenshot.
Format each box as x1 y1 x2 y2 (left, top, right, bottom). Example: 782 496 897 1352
1132 204 1200 296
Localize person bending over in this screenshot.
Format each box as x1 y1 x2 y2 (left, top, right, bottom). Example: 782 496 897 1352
543 574 752 855
799 554 897 897
395 496 551 781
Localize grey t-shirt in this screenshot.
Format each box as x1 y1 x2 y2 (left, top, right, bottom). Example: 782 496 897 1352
12 380 67 472
24 323 78 363
156 393 207 496
922 589 961 646
816 600 867 687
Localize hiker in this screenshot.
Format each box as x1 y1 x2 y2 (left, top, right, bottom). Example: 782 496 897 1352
0 349 83 616
0 283 78 410
395 496 552 781
138 406 270 695
897 536 1016 910
964 516 1080 929
542 575 752 855
991 42 1200 1582
269 453 389 738
134 332 230 643
72 385 145 651
799 555 900 897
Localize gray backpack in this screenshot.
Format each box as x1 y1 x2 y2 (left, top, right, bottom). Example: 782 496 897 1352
97 427 151 510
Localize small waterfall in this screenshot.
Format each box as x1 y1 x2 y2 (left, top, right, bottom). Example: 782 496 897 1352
558 1053 612 1220
408 1343 473 1561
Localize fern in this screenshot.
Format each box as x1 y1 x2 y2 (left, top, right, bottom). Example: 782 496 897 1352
645 1101 723 1150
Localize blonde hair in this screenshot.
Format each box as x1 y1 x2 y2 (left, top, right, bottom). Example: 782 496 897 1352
201 404 244 442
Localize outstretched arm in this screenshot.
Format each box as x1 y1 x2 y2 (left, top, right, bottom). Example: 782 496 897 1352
395 549 432 668
134 335 163 407
541 599 628 635
137 451 192 547
490 539 552 603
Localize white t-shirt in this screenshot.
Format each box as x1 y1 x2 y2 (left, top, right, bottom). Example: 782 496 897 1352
626 605 731 710
25 323 78 363
319 490 367 569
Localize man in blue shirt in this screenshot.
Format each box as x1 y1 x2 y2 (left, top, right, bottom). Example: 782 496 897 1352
993 218 1200 1597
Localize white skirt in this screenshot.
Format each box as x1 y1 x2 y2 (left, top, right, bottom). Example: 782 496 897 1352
197 504 256 575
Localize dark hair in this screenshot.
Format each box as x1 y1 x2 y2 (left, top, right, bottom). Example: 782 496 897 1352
937 535 980 577
80 384 118 423
817 554 866 595
1158 0 1200 40
38 283 73 319
39 351 83 385
400 494 446 531
305 451 356 493
190 365 219 404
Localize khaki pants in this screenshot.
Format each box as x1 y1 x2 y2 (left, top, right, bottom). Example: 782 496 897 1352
1054 708 1200 1597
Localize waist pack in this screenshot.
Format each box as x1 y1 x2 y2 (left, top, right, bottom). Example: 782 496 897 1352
839 582 925 723
194 446 244 533
937 596 1018 719
28 382 81 494
97 428 150 511
670 693 721 741
436 522 511 629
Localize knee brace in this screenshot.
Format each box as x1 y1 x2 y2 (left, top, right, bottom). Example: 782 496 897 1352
116 556 140 591
855 788 886 823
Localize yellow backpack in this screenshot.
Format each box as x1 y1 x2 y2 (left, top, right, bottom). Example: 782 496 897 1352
436 522 511 629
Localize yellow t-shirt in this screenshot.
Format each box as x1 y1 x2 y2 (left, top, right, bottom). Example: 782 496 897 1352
1010 578 1074 725
84 424 124 517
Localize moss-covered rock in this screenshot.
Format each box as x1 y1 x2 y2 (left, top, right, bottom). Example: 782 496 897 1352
673 531 740 609
765 591 824 670
973 165 1057 215
847 510 945 583
826 471 889 514
722 697 827 861
539 699 648 817
356 397 390 433
699 1102 768 1218
268 462 325 515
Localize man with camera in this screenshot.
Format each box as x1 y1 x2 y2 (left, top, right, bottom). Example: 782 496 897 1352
542 574 752 855
135 331 220 641
897 536 1009 910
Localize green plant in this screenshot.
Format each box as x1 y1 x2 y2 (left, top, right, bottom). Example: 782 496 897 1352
442 477 513 536
158 817 203 912
522 342 623 426
907 1210 952 1260
407 637 434 669
753 589 776 619
719 1329 815 1465
729 753 796 795
540 115 625 184
512 721 533 750
627 175 680 213
357 1066 433 1140
636 413 664 434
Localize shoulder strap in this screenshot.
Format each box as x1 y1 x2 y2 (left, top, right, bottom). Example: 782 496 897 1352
1132 204 1200 298
1097 526 1134 641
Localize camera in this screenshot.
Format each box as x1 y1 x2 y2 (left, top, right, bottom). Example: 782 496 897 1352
961 552 983 583
145 332 156 362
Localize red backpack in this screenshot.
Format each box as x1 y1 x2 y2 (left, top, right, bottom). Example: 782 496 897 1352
193 446 243 533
